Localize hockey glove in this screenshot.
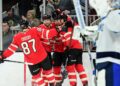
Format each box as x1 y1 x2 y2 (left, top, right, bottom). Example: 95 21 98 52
80 25 98 41
62 26 68 32
65 21 73 28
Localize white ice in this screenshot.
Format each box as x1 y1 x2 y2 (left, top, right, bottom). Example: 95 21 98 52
0 52 96 86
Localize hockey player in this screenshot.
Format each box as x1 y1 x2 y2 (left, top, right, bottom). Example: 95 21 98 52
84 0 120 86
38 15 58 86
39 15 53 60
51 15 68 86
64 23 88 86
0 19 60 86
56 13 88 86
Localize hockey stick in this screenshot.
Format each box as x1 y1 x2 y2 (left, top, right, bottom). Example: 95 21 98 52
73 0 97 85
0 51 28 86
72 0 94 68
0 51 32 65
4 59 33 65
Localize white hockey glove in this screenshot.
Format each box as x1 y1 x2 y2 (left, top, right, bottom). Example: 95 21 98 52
80 25 98 41
72 25 98 41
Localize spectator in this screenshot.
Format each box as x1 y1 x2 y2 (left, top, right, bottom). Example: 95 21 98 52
26 10 40 27
58 0 74 11
18 0 33 17
52 0 61 9
3 8 21 27
3 0 18 12
32 0 43 19
46 0 55 16
2 20 13 50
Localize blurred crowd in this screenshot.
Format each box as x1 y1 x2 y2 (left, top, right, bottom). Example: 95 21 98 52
1 1 97 86
2 0 97 50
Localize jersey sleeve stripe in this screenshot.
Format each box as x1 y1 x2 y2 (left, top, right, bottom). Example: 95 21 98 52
41 29 44 38
11 44 18 48
65 37 71 41
8 47 15 53
46 30 50 39
42 42 50 45
64 32 72 37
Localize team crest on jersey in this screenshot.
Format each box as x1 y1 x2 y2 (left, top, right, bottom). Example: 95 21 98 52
37 27 42 32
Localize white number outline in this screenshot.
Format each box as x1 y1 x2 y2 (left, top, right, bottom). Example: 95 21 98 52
21 39 36 55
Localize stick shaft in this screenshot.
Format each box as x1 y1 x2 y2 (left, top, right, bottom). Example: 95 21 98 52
73 0 86 29
4 59 33 65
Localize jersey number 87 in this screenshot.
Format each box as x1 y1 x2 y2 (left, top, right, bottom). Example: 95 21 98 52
21 39 36 55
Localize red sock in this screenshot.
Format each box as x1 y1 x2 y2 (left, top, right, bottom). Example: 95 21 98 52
66 65 77 86
32 73 45 86
43 69 55 84
75 64 88 85
54 67 62 83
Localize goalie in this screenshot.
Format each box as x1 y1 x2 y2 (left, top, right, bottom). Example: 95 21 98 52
80 0 120 86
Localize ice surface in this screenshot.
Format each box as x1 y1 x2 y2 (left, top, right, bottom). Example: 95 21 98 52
0 52 96 86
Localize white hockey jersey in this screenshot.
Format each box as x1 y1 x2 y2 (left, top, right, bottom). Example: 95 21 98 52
96 9 120 65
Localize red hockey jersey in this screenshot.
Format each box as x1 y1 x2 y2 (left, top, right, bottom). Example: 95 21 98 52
39 24 56 52
62 27 83 49
53 34 66 52
2 27 58 64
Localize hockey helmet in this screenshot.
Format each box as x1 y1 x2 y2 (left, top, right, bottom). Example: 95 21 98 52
42 15 51 20
57 13 67 21
20 19 29 29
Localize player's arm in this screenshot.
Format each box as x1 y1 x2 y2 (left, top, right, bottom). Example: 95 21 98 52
62 27 73 46
37 27 60 39
46 28 59 39
0 36 18 62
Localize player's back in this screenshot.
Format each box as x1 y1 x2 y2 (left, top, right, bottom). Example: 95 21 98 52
14 28 47 64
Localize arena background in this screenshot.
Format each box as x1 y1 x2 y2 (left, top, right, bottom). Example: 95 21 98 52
0 0 102 86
